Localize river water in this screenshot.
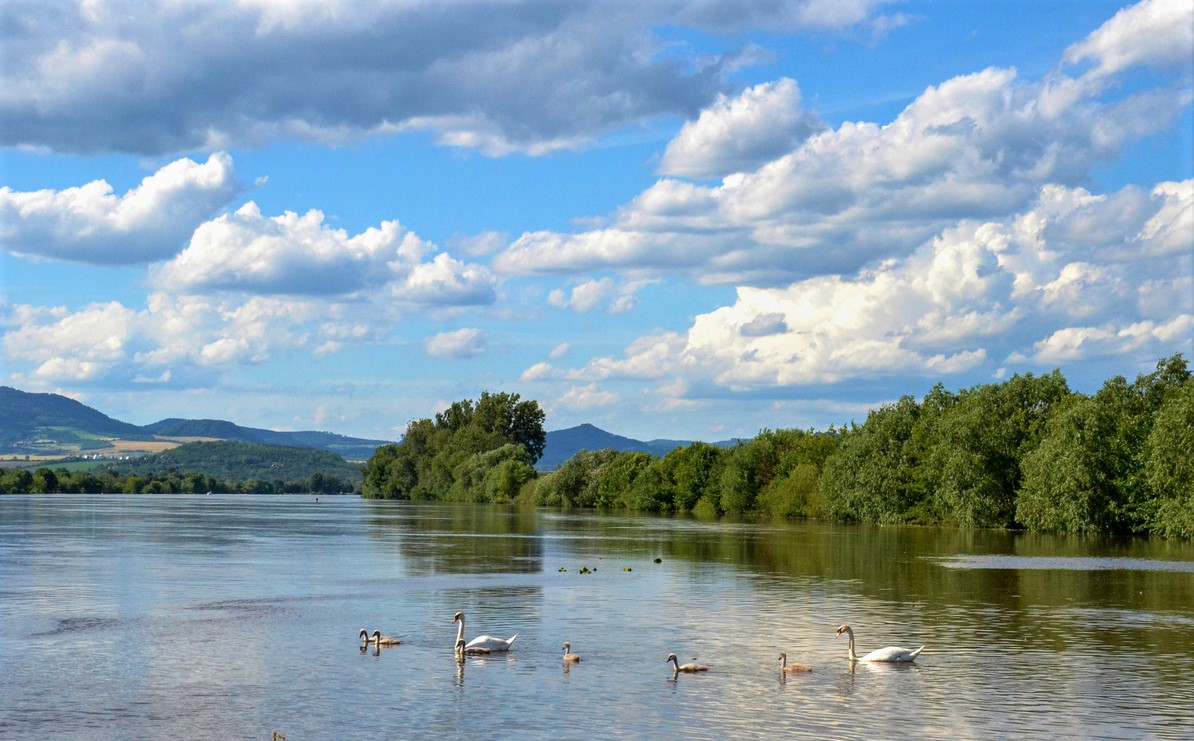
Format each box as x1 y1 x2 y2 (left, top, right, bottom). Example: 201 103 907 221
1 494 1192 740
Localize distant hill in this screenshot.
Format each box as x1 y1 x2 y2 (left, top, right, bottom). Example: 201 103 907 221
537 423 738 471
142 418 385 460
0 386 149 450
0 386 391 460
116 440 363 483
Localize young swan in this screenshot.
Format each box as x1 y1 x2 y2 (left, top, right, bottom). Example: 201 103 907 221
562 642 581 663
778 652 812 673
370 629 401 646
666 653 708 674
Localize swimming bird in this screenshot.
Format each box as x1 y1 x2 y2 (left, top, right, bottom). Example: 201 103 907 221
835 624 923 662
666 653 708 673
562 642 581 662
778 652 812 673
452 611 517 652
370 629 401 646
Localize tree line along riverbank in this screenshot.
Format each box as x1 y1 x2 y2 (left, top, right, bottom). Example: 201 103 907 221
362 358 1193 539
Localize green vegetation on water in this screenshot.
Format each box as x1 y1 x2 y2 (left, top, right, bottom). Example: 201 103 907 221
364 355 1193 539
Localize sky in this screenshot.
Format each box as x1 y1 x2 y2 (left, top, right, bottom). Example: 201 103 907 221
1 0 1192 444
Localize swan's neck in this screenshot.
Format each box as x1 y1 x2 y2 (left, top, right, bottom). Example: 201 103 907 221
847 635 858 661
780 655 787 668
455 619 464 646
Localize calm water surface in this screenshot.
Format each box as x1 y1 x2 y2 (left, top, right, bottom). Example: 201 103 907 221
2 494 1193 740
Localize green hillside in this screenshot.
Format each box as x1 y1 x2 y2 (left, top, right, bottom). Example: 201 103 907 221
116 440 363 483
0 386 150 452
0 386 391 459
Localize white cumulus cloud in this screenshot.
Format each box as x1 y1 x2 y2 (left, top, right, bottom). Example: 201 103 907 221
659 78 825 179
152 202 495 305
0 153 241 264
550 179 1193 395
497 9 1192 286
425 328 489 359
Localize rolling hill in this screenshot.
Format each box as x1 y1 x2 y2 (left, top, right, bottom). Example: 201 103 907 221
0 386 391 460
537 423 739 471
116 440 363 483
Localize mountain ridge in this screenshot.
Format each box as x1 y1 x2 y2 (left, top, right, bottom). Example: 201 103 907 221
0 386 390 460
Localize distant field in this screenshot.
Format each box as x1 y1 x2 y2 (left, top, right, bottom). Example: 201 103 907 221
0 435 197 466
109 437 205 454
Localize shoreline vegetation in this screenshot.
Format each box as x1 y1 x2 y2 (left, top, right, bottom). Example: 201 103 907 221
3 358 1190 539
361 359 1193 539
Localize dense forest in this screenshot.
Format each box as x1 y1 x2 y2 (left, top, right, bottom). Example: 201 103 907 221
364 356 1193 539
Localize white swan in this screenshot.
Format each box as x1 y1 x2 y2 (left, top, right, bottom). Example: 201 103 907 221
835 624 923 662
666 653 708 673
778 652 812 673
453 611 517 652
562 641 581 663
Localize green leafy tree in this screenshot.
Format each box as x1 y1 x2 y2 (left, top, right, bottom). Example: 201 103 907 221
363 392 545 500
928 371 1071 528
1017 356 1189 534
1016 396 1118 534
593 452 655 509
655 443 725 512
821 396 925 523
450 443 533 502
1145 379 1194 538
531 449 618 507
30 467 59 493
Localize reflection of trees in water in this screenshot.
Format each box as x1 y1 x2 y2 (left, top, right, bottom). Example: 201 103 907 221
657 520 1194 617
364 502 544 574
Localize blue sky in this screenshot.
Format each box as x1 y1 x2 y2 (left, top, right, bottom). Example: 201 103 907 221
2 0 1191 444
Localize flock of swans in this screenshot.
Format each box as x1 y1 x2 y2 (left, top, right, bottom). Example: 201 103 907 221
360 613 925 675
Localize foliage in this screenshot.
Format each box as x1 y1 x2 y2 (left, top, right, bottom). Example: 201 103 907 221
526 355 1189 538
0 465 356 495
655 442 726 513
820 396 925 524
530 448 620 507
361 392 546 500
115 440 363 484
1017 357 1190 535
1144 379 1194 538
927 371 1070 528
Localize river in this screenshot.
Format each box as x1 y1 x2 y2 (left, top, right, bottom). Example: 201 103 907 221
1 494 1192 739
